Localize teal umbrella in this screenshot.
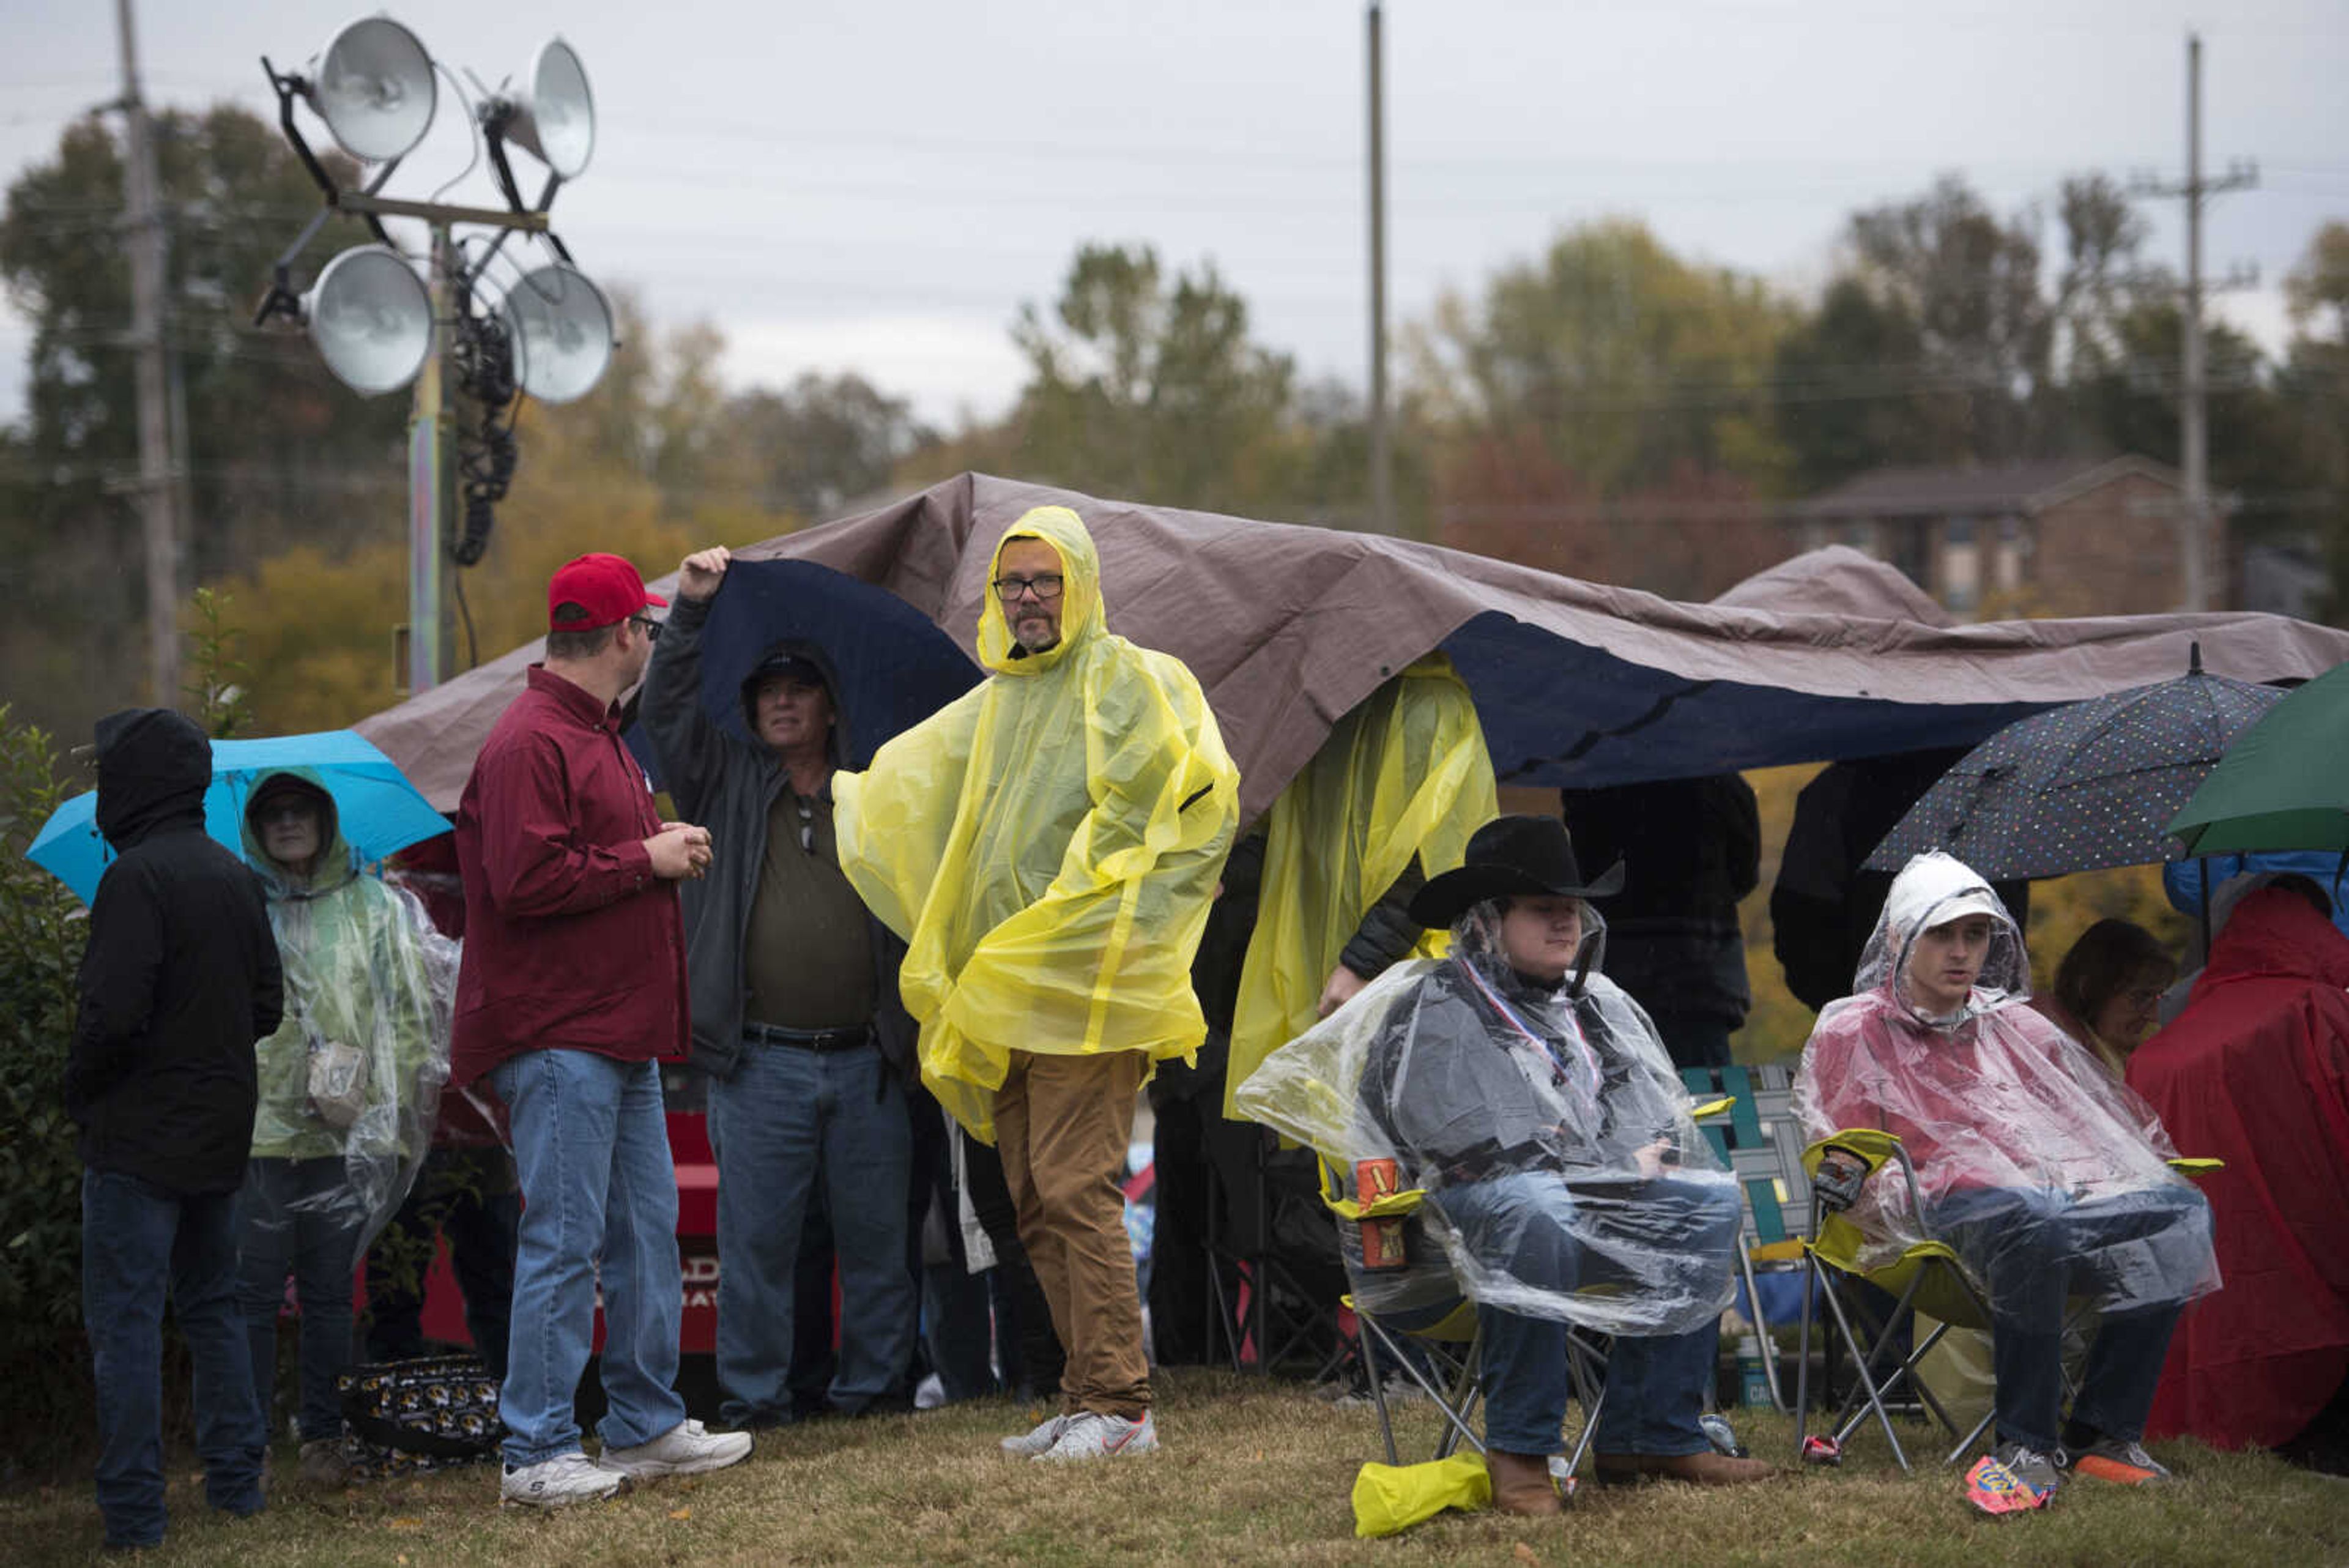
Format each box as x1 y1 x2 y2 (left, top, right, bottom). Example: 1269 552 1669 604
26 729 450 905
2169 660 2349 856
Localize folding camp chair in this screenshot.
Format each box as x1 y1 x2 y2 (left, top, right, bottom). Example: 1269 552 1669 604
1318 1162 1609 1484
1793 1129 2003 1470
1794 1132 2227 1471
1681 1063 1811 1413
1202 1129 1350 1378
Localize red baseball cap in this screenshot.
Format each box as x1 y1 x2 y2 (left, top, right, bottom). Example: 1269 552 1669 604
547 552 667 633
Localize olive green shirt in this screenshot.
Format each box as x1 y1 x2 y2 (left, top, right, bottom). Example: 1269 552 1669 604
741 779 876 1031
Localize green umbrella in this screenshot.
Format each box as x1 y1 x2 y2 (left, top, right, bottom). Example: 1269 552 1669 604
2169 659 2349 855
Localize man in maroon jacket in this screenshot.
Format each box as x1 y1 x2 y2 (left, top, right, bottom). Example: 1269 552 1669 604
451 552 749 1509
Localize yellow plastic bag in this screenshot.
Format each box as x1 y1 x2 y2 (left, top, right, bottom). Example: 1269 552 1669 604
1225 655 1496 1119
835 505 1240 1141
1350 1451 1492 1537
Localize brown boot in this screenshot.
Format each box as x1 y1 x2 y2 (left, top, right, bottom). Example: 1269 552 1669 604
1595 1449 1775 1487
1485 1449 1563 1516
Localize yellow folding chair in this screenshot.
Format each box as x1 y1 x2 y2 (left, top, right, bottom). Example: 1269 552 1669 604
1319 1162 1609 1483
1792 1131 2225 1470
1793 1129 2003 1469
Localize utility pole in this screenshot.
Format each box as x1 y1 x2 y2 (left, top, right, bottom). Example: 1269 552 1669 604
2134 34 2257 611
407 230 458 693
115 0 180 704
1365 1 1393 535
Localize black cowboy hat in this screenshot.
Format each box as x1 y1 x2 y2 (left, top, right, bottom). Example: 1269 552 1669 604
1407 813 1625 929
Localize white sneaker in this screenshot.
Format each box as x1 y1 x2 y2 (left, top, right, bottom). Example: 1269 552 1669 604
1000 1412 1072 1456
502 1451 625 1509
598 1419 754 1480
1034 1410 1159 1462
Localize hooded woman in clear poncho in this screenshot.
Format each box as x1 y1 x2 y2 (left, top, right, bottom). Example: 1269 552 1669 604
1238 814 1770 1508
236 770 456 1468
1794 850 2216 1475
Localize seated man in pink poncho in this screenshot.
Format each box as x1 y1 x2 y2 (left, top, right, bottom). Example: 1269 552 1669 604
1797 852 2217 1503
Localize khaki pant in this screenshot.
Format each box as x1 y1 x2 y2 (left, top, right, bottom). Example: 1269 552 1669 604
995 1050 1150 1420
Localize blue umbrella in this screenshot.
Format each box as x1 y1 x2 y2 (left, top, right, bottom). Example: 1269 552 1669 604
674 557 981 770
26 729 451 905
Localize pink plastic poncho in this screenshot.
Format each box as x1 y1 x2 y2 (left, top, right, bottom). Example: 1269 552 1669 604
1793 852 2217 1317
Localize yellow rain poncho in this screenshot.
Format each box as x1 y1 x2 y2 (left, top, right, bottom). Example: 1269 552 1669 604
835 505 1240 1140
1223 656 1495 1120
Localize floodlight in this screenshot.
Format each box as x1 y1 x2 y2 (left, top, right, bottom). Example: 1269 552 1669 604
502 262 613 403
305 245 433 395
504 39 595 179
306 16 437 163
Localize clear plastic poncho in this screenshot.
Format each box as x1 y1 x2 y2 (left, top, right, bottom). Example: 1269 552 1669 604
1793 850 2217 1317
835 505 1241 1142
1223 655 1498 1120
242 770 456 1263
1234 899 1738 1337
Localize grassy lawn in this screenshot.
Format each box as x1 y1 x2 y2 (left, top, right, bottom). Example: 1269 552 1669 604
7 1370 2345 1566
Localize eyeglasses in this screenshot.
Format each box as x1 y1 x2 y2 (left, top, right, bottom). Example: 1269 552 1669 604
992 574 1064 603
629 615 662 642
796 795 815 853
254 800 316 827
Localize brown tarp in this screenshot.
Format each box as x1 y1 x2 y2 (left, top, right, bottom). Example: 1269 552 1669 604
357 472 2349 820
1710 544 1956 627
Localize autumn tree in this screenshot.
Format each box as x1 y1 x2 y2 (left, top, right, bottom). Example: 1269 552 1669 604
721 371 935 521
201 322 788 735
1001 242 1304 517
0 105 403 740
2280 222 2349 614
1413 219 1794 498
1408 219 1794 593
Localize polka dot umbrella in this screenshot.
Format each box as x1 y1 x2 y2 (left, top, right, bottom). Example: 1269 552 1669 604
1862 646 2286 879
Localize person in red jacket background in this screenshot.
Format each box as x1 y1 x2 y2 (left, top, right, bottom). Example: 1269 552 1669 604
2129 879 2349 1470
451 552 748 1509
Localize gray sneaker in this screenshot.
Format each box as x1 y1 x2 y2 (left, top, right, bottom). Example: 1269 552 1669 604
1035 1410 1159 1462
598 1419 753 1480
501 1451 624 1509
1990 1441 2064 1497
1000 1413 1071 1456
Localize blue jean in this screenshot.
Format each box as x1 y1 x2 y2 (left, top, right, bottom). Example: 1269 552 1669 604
83 1169 267 1548
491 1049 687 1467
236 1156 365 1441
1438 1172 1737 1457
1929 1184 2207 1451
707 1038 914 1423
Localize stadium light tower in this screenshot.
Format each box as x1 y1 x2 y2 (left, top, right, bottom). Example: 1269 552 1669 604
251 17 615 693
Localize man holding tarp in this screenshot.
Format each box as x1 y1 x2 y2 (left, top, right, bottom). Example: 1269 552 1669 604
836 505 1239 1462
641 544 921 1430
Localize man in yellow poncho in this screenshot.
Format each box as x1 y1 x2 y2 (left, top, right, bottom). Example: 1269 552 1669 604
836 505 1238 1463
1220 656 1496 1121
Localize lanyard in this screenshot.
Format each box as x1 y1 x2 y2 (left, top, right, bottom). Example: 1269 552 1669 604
1458 958 1602 1121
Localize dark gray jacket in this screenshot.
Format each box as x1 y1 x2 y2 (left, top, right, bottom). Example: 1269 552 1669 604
639 592 916 1082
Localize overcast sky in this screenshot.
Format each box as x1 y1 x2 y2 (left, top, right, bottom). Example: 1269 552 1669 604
2 0 2343 433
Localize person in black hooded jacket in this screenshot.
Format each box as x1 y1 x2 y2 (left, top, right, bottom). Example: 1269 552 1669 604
65 707 283 1551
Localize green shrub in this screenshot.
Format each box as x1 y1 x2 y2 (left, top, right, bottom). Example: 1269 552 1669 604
0 707 94 1468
